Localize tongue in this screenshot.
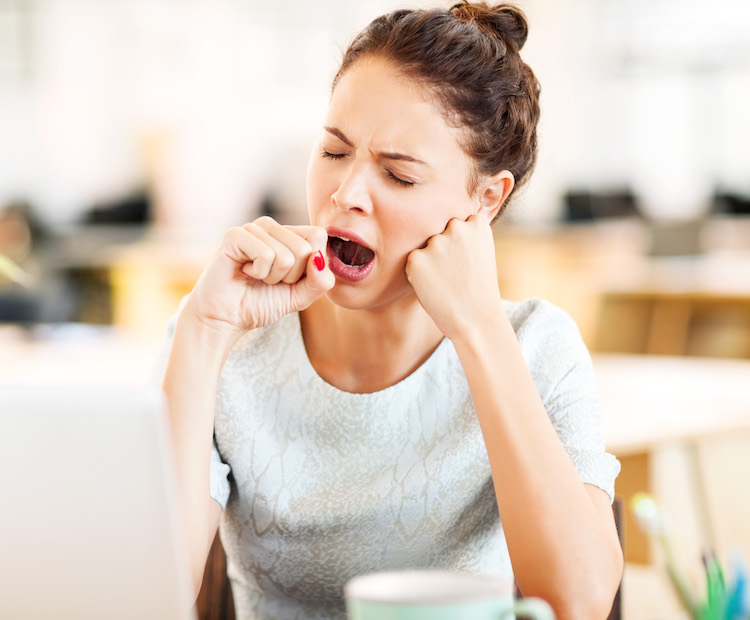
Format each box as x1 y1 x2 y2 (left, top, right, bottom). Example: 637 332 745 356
333 238 374 267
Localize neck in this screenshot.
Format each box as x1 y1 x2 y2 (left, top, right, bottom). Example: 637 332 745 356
300 297 445 394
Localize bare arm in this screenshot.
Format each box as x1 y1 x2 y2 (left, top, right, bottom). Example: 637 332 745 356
162 312 235 595
452 315 622 619
161 217 334 595
407 214 622 619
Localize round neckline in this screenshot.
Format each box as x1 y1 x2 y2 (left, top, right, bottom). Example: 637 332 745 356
292 312 450 397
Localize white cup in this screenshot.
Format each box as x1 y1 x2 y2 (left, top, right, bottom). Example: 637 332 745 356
345 570 555 620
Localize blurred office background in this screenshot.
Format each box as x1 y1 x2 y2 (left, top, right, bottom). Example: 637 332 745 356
1 1 750 618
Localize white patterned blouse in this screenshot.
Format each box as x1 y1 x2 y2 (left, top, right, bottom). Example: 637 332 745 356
167 297 620 620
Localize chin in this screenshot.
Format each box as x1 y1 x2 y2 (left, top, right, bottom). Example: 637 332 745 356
323 285 368 311
324 280 415 313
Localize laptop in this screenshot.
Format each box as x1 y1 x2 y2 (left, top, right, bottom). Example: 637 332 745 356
0 386 196 620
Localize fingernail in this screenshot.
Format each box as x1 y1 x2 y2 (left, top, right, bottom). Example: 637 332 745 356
313 250 325 272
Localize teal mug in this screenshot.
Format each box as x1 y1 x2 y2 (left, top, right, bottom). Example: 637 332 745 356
345 570 555 620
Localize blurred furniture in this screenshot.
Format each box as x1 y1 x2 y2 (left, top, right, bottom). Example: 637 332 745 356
595 289 750 357
107 238 210 338
494 219 652 347
608 496 623 620
562 189 638 222
596 352 750 562
34 223 148 325
594 353 750 619
593 252 750 358
493 218 750 357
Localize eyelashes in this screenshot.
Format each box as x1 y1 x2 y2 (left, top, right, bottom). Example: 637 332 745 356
321 149 415 188
321 150 346 161
385 170 414 188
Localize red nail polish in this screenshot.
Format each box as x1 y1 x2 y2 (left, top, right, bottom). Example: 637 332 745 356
313 250 325 272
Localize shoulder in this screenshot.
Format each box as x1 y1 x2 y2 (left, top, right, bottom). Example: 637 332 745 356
502 297 594 397
502 297 584 350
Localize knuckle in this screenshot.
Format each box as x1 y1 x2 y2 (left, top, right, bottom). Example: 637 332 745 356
254 215 274 228
241 222 260 236
425 234 441 250
258 247 275 265
223 226 243 242
310 226 328 247
276 249 295 271
300 239 314 256
290 233 313 257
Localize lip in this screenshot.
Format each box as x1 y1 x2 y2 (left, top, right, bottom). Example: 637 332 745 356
326 226 376 283
326 227 373 250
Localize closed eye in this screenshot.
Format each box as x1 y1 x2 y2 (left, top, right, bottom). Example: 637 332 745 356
322 147 414 187
321 149 347 160
386 169 414 188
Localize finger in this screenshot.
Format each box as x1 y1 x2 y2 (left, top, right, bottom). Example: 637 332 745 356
291 250 335 311
239 223 296 284
221 226 276 278
253 219 317 284
404 247 422 284
282 225 329 285
467 211 490 227
286 225 329 250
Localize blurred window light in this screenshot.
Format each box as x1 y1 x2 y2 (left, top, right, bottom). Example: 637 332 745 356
0 0 34 85
602 0 750 70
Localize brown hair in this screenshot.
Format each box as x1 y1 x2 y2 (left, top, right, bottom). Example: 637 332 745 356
332 2 541 218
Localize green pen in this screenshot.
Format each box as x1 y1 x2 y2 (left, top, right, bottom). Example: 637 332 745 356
702 551 726 620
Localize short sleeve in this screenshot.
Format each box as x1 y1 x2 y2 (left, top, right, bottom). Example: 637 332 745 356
210 440 231 510
508 298 621 503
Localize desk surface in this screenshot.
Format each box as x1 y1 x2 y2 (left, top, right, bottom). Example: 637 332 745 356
595 353 750 455
0 324 163 388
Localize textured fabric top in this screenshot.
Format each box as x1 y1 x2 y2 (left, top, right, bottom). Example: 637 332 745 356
183 297 620 619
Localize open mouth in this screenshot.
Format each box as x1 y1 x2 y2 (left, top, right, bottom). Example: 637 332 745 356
328 236 375 268
326 234 376 283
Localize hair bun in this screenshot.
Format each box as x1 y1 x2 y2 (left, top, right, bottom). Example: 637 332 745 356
450 2 529 50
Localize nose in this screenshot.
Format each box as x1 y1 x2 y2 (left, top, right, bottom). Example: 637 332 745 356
331 161 373 215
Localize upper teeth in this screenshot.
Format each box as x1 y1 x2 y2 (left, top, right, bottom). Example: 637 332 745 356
337 236 351 242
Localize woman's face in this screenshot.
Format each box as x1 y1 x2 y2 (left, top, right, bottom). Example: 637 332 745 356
306 56 479 311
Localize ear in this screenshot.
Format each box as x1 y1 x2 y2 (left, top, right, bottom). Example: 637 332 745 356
476 170 515 222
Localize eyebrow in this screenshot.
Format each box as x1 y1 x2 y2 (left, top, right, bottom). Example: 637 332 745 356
324 126 429 166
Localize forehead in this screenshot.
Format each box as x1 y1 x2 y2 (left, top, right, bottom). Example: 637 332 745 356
326 57 468 157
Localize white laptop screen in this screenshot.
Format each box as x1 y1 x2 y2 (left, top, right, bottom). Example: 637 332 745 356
0 387 195 620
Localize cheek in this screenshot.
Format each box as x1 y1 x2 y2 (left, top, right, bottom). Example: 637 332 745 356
401 189 475 243
380 201 439 258
306 158 331 215
305 156 318 210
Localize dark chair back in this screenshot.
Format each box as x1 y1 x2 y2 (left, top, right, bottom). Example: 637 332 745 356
608 495 624 620
195 532 235 620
